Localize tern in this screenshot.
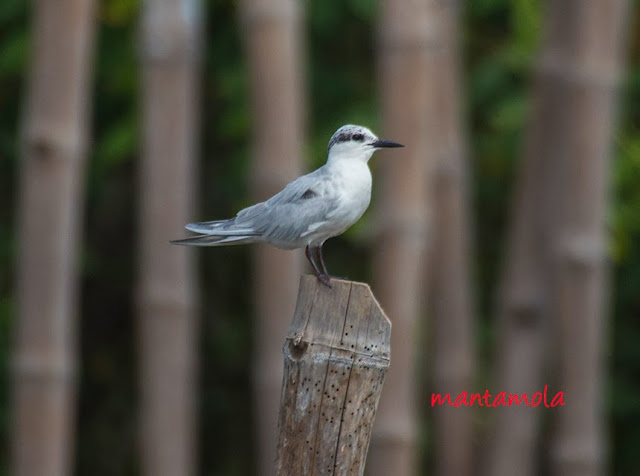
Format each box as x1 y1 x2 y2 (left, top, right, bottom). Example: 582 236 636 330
172 124 404 286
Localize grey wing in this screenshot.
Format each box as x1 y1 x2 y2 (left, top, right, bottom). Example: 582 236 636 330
233 169 338 245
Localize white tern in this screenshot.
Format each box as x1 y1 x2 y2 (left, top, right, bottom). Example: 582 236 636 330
172 124 404 286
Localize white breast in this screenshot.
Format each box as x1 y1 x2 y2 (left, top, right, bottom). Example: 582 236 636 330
304 160 372 245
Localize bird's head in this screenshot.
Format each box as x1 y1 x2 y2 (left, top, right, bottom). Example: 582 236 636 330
327 124 404 163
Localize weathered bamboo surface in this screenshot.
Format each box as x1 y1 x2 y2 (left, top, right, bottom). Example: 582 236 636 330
275 276 391 475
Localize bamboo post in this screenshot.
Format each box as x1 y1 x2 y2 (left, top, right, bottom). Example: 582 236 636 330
275 276 391 475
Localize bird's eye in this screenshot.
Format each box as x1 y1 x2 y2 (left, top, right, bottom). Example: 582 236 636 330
353 133 364 141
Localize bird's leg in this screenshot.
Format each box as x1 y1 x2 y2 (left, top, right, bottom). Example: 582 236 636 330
306 245 331 288
305 245 323 278
314 245 332 287
314 244 330 277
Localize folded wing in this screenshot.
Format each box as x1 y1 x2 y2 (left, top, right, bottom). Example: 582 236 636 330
175 168 338 248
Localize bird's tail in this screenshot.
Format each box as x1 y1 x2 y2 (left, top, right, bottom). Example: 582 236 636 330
171 218 260 246
170 234 257 247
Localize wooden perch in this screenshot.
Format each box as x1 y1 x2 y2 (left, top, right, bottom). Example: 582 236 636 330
275 275 391 475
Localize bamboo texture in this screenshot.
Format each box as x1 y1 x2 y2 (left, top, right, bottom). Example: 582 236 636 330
369 1 433 474
485 18 563 476
239 0 305 473
275 276 391 475
12 1 96 475
137 1 202 475
548 2 629 476
426 2 475 476
486 2 630 476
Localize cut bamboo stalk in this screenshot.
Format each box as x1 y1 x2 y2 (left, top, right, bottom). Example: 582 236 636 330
275 276 391 475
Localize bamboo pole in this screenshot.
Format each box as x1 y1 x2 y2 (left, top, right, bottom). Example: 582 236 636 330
369 1 433 474
486 2 630 476
484 21 565 476
137 1 202 475
548 2 629 476
275 276 391 475
426 2 475 476
11 1 96 475
239 0 305 473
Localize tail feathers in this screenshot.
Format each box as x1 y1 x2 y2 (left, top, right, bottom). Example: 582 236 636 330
185 220 256 236
171 234 257 247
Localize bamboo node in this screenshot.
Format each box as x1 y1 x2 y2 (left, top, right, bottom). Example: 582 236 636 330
537 53 621 89
24 127 83 162
558 233 606 267
240 1 301 28
12 353 75 380
288 339 309 361
504 287 545 329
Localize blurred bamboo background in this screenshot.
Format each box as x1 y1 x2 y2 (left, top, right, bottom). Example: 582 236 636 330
1 1 640 475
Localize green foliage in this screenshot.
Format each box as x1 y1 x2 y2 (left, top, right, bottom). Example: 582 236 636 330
610 80 640 474
466 0 532 316
0 29 27 75
0 0 28 470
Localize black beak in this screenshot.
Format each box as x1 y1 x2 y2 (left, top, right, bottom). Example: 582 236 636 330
371 138 404 148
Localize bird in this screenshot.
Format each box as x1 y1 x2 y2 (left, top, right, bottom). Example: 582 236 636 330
171 124 404 287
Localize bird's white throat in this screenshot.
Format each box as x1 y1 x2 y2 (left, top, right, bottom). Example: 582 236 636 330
327 143 376 165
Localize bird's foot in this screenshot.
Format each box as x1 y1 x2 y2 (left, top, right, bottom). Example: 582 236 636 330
317 273 332 288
